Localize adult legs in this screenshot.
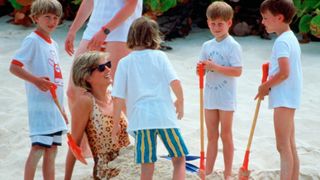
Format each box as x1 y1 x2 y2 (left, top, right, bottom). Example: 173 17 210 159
66 39 92 157
66 39 90 107
24 145 44 180
204 109 219 175
219 110 234 179
104 41 131 80
274 107 297 180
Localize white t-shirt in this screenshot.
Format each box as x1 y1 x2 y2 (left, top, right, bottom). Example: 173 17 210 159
268 31 302 109
82 0 143 42
199 35 242 111
12 32 67 136
112 49 179 132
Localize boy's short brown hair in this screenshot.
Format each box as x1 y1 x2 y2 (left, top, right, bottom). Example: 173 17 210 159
30 0 63 18
260 0 296 23
127 16 162 50
206 1 233 21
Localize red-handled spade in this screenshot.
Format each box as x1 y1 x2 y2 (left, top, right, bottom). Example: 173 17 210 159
49 84 87 165
238 62 269 179
198 63 206 180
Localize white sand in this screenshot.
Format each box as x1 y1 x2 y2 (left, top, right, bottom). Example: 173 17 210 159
1 15 320 179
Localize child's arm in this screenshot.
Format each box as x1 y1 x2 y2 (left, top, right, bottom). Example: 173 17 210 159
9 63 55 91
65 95 91 180
87 0 139 50
255 57 289 100
201 59 242 77
65 0 94 56
170 80 184 120
111 97 126 142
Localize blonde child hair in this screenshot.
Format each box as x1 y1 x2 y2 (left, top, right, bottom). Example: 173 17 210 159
206 1 233 21
30 0 63 19
127 16 162 50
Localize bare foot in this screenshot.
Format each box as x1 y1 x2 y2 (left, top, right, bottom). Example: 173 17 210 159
197 169 206 180
238 167 250 180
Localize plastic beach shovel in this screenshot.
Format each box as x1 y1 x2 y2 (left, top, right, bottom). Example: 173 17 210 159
238 62 269 180
198 63 206 179
49 84 87 165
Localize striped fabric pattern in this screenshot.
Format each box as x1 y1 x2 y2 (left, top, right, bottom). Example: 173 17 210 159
135 128 189 164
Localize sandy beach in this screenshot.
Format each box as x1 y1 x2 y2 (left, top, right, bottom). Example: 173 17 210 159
0 15 320 179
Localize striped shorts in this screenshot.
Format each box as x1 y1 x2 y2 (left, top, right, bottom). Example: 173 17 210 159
134 128 189 164
30 131 63 148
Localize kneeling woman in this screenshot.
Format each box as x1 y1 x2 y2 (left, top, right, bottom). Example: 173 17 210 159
65 51 130 180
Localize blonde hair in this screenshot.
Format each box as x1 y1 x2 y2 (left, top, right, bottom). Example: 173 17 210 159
72 51 109 92
30 0 63 18
127 16 162 50
206 1 233 21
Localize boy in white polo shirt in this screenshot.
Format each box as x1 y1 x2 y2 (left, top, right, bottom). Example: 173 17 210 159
111 17 189 180
9 0 67 179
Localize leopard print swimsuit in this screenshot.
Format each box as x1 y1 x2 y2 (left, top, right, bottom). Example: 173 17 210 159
86 97 130 180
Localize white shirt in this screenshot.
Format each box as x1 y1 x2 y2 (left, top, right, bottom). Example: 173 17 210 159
12 32 67 136
268 31 302 109
199 35 242 111
112 49 179 132
83 0 143 42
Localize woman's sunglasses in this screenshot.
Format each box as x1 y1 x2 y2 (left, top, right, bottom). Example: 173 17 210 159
91 61 111 73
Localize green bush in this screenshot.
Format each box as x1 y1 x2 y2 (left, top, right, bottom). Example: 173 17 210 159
294 0 320 37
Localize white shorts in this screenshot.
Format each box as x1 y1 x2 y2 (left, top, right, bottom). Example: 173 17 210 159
31 131 62 148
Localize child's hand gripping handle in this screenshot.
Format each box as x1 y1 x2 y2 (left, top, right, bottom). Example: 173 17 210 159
261 62 269 84
198 63 205 89
49 84 68 124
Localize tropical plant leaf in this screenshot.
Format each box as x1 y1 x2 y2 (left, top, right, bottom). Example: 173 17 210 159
144 0 178 13
72 0 82 5
310 15 320 37
295 0 320 17
8 0 23 10
293 0 301 10
299 14 313 33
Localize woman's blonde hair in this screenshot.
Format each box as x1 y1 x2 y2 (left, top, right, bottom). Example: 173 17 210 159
30 0 63 18
72 51 109 92
127 16 162 49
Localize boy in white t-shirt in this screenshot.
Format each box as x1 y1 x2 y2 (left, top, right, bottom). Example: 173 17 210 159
9 0 67 179
256 0 302 179
197 1 242 179
111 17 189 180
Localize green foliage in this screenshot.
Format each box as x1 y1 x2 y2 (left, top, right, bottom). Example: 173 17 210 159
72 0 82 5
294 0 320 37
8 0 23 10
310 15 320 37
294 0 320 17
299 14 313 33
144 0 178 13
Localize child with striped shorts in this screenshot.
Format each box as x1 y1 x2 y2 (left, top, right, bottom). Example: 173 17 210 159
111 16 189 180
